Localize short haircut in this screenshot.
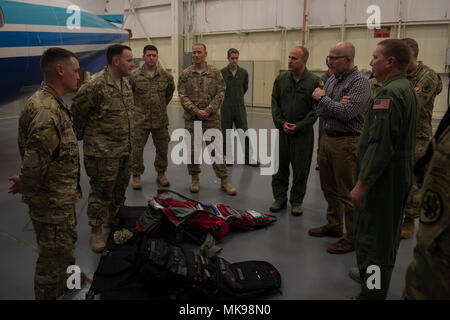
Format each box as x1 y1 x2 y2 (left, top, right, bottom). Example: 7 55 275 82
378 39 411 71
193 43 207 51
227 48 239 58
40 47 77 74
402 38 419 58
143 44 158 55
294 46 309 60
107 44 132 65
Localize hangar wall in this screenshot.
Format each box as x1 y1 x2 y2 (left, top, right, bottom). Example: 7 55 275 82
123 0 450 117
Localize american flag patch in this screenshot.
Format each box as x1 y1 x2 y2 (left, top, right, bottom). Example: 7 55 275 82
373 99 390 110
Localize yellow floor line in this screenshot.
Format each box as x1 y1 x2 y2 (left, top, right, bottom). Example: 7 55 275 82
0 115 19 120
21 219 33 232
77 199 88 220
1 226 93 284
0 227 38 253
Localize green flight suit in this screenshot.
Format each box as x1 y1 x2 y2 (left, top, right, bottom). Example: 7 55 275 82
220 66 250 162
271 69 320 206
354 72 419 300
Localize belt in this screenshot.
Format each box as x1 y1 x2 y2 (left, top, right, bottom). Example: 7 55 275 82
325 130 360 138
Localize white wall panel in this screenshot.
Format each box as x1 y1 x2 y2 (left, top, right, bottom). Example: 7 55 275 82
193 0 279 33
241 0 276 30
275 0 304 28
194 0 241 33
309 0 346 26
124 4 172 38
403 0 450 22
126 0 450 35
345 0 399 25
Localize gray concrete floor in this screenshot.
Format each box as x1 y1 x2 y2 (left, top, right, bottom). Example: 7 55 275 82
0 94 420 300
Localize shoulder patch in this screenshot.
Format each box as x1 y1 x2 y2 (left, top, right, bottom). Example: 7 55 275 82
373 98 390 110
419 189 442 224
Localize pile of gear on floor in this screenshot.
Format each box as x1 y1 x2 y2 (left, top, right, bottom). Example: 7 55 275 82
86 189 282 300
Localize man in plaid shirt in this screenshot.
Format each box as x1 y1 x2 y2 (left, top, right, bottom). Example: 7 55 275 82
309 41 371 254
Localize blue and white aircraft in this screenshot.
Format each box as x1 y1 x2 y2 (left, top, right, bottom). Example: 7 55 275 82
0 0 130 104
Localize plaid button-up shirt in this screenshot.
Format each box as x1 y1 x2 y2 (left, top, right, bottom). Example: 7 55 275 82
315 67 371 133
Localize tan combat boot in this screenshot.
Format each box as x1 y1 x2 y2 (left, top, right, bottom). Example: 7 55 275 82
157 172 170 187
90 226 105 253
401 217 415 239
291 205 303 216
348 267 362 284
220 178 236 196
190 174 200 193
269 201 286 212
132 175 142 190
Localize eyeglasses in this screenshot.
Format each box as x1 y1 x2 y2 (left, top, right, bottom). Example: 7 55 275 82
326 56 348 61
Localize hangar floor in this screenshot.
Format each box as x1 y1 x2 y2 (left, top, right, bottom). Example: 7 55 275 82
0 94 426 300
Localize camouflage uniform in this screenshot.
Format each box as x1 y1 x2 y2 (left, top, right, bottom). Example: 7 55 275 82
404 62 443 220
403 110 449 299
369 76 383 100
129 65 175 176
18 82 81 299
71 67 134 227
178 64 228 178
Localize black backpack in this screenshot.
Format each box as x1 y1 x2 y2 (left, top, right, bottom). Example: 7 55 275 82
87 205 282 300
136 236 282 300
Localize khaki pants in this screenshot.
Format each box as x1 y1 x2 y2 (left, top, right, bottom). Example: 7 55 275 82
318 133 359 241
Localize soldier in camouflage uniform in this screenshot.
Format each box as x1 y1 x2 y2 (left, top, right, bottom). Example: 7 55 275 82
129 45 175 189
71 45 135 253
369 75 383 100
8 48 82 299
400 38 443 239
402 108 449 299
178 43 236 195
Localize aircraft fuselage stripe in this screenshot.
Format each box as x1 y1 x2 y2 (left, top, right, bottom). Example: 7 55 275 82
0 31 129 47
0 44 117 58
1 24 129 34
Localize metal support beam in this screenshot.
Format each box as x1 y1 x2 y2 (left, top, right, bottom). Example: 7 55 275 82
171 0 183 81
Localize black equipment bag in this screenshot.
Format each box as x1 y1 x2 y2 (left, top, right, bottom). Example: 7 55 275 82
87 205 282 300
135 237 282 300
86 206 156 300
